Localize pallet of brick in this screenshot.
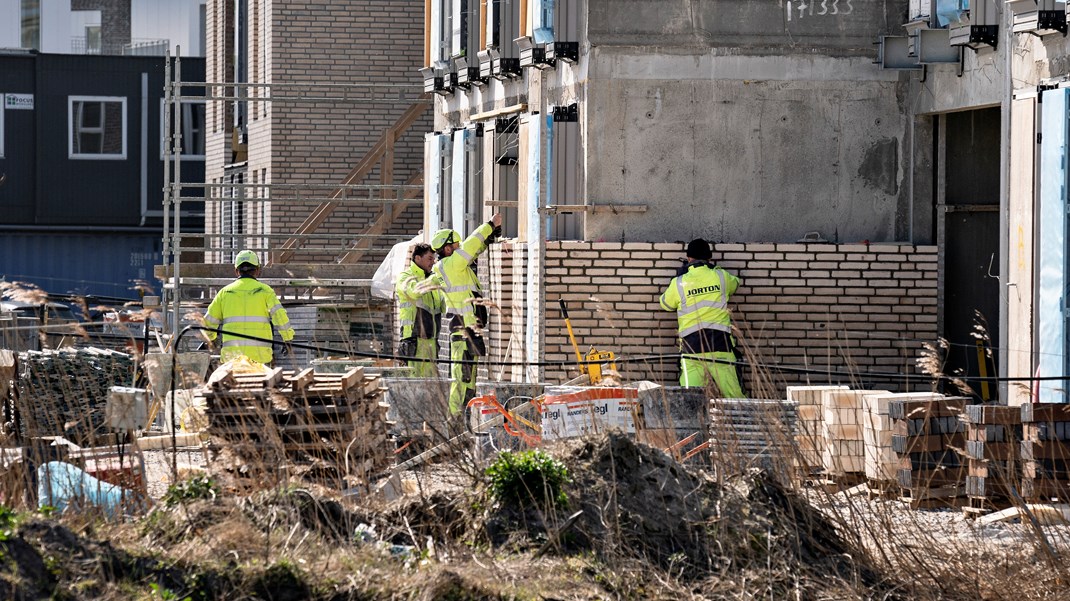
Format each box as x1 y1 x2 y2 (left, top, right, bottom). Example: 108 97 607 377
890 397 969 504
1020 403 1070 501
202 366 392 483
963 405 1021 506
822 389 888 478
786 385 847 476
863 392 945 487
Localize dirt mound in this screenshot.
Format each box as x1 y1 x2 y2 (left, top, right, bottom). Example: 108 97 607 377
470 432 889 592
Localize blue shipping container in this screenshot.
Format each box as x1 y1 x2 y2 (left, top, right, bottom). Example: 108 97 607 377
0 232 162 299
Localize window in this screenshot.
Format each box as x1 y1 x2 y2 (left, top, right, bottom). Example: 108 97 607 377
68 96 127 160
161 100 207 159
85 25 102 54
0 104 5 158
488 0 520 59
221 172 246 255
21 0 39 51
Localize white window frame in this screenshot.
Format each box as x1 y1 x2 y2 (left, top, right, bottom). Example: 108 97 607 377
160 99 207 160
68 95 127 160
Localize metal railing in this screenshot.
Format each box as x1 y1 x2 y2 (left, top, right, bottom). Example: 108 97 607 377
70 37 169 56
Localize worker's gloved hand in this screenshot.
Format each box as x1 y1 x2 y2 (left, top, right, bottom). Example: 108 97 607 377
280 343 293 359
486 223 503 244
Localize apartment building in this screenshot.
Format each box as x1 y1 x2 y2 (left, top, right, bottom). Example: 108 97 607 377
418 0 1037 394
201 0 429 269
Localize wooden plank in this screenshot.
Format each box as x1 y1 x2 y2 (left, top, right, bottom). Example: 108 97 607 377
155 263 378 280
287 368 315 393
340 367 365 391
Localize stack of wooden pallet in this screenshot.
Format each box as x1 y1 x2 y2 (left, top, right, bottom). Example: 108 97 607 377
863 392 945 489
786 385 846 477
963 405 1021 509
1020 403 1070 502
890 397 968 506
201 365 392 483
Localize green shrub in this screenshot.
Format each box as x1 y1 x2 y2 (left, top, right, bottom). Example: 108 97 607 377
161 475 219 507
485 450 569 508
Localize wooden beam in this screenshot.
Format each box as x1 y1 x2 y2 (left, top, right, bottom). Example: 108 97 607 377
469 103 528 122
336 172 424 265
156 263 379 280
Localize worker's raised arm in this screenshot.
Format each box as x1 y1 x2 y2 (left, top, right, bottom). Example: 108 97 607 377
456 216 499 266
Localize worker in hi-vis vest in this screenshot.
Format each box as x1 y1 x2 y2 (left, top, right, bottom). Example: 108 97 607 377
430 213 503 415
659 239 744 397
395 242 444 377
202 250 294 365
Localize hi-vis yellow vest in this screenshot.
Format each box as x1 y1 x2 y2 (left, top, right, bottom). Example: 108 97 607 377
396 261 443 339
203 277 294 364
432 221 494 327
659 263 740 339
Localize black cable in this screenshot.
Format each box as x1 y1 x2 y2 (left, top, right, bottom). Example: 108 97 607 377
182 325 1070 384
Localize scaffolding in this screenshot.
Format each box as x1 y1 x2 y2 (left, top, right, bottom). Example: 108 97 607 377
160 50 431 343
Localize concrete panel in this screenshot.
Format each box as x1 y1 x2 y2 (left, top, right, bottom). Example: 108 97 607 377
585 72 907 243
1007 96 1035 406
588 0 902 53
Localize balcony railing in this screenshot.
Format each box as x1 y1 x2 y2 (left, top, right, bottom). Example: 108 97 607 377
70 37 169 56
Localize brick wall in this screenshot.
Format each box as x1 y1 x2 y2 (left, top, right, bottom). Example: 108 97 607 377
267 0 430 264
478 241 939 396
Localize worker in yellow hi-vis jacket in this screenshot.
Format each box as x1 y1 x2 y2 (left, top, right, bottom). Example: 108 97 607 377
659 239 744 397
429 213 503 415
202 250 294 365
395 242 444 377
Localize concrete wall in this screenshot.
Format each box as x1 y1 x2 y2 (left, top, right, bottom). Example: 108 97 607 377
584 69 909 244
577 0 914 244
478 241 939 395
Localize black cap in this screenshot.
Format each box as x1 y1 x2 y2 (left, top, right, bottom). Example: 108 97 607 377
686 239 712 260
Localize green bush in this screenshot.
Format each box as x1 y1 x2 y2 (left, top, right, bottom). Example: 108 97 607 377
485 450 569 508
161 475 219 507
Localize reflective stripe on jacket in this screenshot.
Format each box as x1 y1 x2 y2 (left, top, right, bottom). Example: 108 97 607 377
659 262 740 341
432 221 494 327
203 277 294 364
396 261 443 340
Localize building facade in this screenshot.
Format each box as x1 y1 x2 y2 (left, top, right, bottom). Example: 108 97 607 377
0 52 205 298
419 0 1028 394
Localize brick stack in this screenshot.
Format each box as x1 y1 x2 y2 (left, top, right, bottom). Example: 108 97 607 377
863 392 945 486
786 385 847 477
890 397 968 504
823 389 889 478
201 366 392 484
963 405 1022 506
539 241 938 387
1020 403 1070 501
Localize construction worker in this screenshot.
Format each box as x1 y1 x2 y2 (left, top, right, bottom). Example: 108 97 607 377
430 213 503 416
395 242 444 377
202 250 294 365
659 239 744 397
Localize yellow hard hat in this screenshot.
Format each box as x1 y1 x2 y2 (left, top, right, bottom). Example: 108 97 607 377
234 250 260 268
431 229 460 251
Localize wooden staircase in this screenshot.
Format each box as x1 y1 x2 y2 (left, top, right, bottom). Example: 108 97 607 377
274 98 430 265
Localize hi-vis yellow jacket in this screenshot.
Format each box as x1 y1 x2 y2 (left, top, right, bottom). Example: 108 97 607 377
659 262 740 341
432 222 495 328
203 277 294 364
396 261 443 340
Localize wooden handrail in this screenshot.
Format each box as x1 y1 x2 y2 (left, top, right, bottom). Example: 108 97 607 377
274 97 430 264
336 172 424 265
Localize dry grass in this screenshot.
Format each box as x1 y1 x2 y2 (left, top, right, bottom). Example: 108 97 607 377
0 309 1068 599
